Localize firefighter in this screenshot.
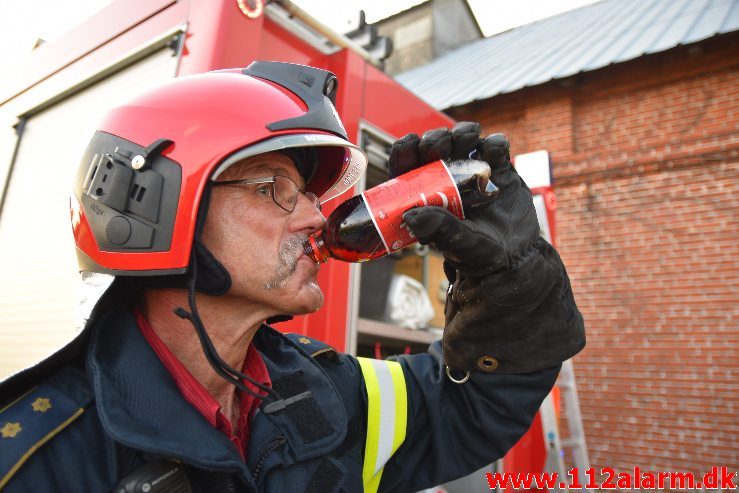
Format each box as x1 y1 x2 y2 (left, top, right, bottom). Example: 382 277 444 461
0 62 585 492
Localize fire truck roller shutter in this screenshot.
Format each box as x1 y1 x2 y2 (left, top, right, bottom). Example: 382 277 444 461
0 48 179 379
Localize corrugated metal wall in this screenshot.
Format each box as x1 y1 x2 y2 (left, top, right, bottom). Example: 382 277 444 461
397 0 739 109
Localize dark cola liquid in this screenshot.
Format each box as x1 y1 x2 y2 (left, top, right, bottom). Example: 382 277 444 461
306 159 498 263
321 196 386 262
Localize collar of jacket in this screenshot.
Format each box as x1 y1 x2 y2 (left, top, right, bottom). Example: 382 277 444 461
86 306 347 476
251 324 348 462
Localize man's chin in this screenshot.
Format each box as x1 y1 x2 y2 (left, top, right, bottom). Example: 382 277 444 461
301 280 324 313
280 281 324 315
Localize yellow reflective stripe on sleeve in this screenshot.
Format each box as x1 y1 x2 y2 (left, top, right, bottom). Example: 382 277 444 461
387 361 407 453
358 357 408 493
359 358 382 493
359 357 381 489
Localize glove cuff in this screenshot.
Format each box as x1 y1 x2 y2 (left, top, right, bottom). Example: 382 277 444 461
443 239 586 374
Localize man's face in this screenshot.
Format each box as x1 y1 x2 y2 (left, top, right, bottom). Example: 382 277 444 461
201 152 326 315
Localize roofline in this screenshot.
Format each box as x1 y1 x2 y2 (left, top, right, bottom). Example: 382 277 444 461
396 0 739 111
375 0 483 37
374 0 431 24
441 30 739 113
461 0 484 38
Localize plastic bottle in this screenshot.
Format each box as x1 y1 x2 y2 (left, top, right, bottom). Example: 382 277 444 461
305 159 498 263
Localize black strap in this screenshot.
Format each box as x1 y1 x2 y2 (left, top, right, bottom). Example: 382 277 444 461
305 458 343 493
271 371 333 443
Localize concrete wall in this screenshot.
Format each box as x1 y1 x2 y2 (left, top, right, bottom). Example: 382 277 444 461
376 0 481 75
449 32 739 473
377 3 434 75
432 0 481 57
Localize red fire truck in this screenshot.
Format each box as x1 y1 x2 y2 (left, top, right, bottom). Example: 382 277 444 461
0 0 578 489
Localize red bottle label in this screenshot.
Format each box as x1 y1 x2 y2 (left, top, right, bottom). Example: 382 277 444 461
362 160 464 253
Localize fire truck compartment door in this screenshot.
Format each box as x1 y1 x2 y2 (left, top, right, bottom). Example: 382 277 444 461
0 48 178 379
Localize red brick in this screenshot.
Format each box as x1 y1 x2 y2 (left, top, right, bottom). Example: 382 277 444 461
455 33 739 470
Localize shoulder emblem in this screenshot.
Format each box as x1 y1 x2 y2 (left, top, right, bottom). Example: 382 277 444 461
284 333 340 362
0 383 86 488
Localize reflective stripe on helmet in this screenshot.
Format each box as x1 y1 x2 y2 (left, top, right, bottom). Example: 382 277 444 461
358 357 408 493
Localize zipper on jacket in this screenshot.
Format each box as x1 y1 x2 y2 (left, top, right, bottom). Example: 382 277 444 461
252 436 286 481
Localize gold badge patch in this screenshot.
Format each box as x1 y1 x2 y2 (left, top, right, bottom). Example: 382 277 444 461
1 422 22 439
31 398 52 413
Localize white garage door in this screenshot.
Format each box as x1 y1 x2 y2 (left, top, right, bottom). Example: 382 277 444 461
0 48 179 379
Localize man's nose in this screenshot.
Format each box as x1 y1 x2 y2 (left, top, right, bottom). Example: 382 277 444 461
294 194 326 234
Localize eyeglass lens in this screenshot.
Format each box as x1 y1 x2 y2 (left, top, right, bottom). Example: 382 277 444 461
273 176 321 213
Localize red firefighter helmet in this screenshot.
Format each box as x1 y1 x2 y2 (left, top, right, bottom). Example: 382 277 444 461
71 61 366 277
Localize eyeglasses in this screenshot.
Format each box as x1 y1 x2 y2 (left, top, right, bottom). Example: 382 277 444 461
212 175 321 213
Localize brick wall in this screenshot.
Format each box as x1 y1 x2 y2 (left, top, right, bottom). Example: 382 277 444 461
450 32 739 473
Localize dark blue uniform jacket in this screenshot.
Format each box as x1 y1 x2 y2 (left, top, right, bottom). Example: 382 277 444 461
0 305 558 492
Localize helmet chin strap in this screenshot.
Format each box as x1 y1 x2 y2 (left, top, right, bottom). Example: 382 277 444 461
173 247 311 414
173 185 310 414
173 248 273 399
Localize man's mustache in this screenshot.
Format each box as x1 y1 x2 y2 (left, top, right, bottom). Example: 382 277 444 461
263 233 309 290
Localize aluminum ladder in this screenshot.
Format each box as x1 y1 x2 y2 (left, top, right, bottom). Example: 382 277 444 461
540 358 590 490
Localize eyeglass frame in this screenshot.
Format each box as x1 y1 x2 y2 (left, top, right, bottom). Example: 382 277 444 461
211 175 322 213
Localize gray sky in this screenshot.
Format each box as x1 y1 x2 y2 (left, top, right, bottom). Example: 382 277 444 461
0 0 600 68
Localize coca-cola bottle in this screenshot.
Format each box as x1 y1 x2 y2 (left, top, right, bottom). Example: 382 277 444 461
305 159 499 263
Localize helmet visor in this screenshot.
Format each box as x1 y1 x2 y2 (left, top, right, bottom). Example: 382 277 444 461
212 133 367 203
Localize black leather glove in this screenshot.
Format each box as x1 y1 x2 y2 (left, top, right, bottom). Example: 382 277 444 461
389 122 585 375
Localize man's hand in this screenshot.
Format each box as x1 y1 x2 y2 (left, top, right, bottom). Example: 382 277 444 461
390 122 539 276
389 122 585 375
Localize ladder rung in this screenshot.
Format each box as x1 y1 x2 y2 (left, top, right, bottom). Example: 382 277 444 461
560 438 585 449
